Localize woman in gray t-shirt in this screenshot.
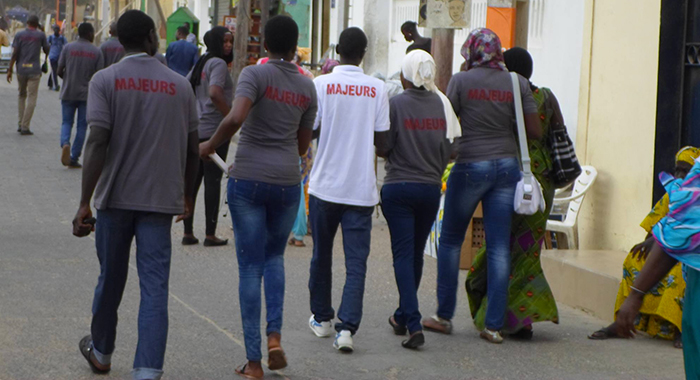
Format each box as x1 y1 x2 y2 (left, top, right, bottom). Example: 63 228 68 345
181 26 234 247
199 16 317 379
423 28 542 344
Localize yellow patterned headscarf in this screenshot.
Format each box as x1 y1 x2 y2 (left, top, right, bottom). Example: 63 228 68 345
676 146 700 165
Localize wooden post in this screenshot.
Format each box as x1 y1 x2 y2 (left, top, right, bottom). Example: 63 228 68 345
259 0 269 58
233 0 251 85
65 0 74 40
432 28 454 93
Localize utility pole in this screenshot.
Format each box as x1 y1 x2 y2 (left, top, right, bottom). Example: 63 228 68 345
432 28 454 93
232 0 250 85
259 0 269 58
65 0 73 40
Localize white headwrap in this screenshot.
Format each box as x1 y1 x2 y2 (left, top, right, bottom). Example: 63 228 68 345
401 50 461 142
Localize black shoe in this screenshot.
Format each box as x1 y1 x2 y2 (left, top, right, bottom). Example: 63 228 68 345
203 238 228 247
79 335 111 374
20 129 33 136
388 316 407 335
401 332 425 349
68 160 82 168
510 328 534 340
181 236 199 245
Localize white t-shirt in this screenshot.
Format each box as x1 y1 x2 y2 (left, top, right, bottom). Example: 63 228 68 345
309 65 390 207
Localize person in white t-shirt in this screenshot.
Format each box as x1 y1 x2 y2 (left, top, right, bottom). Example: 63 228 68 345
306 27 390 353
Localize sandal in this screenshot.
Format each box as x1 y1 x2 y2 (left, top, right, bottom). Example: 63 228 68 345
79 335 111 374
480 328 504 344
235 363 263 379
288 238 306 247
422 315 452 335
588 327 617 340
388 316 407 335
267 347 288 370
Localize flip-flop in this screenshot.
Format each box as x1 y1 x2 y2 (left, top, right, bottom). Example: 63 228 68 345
288 238 306 247
588 327 617 340
79 335 111 374
267 347 288 370
235 363 262 379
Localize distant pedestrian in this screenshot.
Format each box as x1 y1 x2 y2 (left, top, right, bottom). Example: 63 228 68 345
184 22 197 44
166 26 198 76
199 15 317 379
47 25 66 91
182 26 234 247
0 18 9 47
377 50 458 349
401 21 431 54
57 22 103 168
99 22 125 67
307 27 390 353
7 15 50 135
72 10 199 380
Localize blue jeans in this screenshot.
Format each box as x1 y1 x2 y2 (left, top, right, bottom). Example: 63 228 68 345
228 178 300 361
60 100 87 162
308 195 373 334
91 209 173 380
436 158 520 330
381 183 441 334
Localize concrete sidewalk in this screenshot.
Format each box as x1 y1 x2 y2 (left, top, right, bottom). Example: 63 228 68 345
0 78 685 379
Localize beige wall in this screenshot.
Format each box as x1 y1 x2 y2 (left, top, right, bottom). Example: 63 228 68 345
575 0 662 251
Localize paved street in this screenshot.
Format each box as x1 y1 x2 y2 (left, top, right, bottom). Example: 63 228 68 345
0 78 686 380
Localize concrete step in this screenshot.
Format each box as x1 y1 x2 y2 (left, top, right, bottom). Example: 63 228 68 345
541 249 627 323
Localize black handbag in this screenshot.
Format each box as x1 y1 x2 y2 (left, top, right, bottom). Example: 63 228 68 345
548 120 582 188
41 59 48 74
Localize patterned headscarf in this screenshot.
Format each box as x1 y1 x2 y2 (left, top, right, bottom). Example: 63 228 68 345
676 146 700 166
460 28 507 72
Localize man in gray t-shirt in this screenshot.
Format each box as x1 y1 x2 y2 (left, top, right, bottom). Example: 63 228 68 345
72 11 199 380
7 16 50 135
58 23 104 167
99 23 125 67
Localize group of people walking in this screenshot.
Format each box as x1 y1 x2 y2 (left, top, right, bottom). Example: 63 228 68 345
3 6 684 380
57 7 575 378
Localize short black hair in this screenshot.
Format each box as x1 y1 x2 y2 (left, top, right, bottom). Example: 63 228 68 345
337 27 367 61
78 22 94 38
0 18 8 30
27 15 39 27
117 10 155 50
264 15 298 54
177 26 189 36
401 21 417 32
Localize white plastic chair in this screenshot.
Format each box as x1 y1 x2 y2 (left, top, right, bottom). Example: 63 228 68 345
546 166 598 249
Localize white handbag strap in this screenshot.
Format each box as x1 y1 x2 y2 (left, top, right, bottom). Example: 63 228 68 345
510 72 532 176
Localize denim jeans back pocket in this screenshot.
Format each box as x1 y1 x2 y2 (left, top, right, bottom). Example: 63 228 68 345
495 158 522 186
232 179 259 204
281 184 301 209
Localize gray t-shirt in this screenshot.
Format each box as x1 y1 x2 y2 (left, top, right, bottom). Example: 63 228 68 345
384 89 451 186
58 39 104 101
12 28 49 76
230 60 318 185
187 57 234 139
87 54 199 214
447 67 537 163
99 37 125 67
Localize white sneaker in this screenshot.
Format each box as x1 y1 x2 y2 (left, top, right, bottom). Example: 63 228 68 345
309 315 333 338
333 330 354 352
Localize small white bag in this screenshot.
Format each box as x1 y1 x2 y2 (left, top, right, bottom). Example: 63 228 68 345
511 72 545 215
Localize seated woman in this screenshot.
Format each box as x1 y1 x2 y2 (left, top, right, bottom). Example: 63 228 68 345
616 154 700 378
589 146 700 348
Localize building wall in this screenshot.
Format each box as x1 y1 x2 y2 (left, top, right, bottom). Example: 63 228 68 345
575 0 662 251
527 0 585 145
